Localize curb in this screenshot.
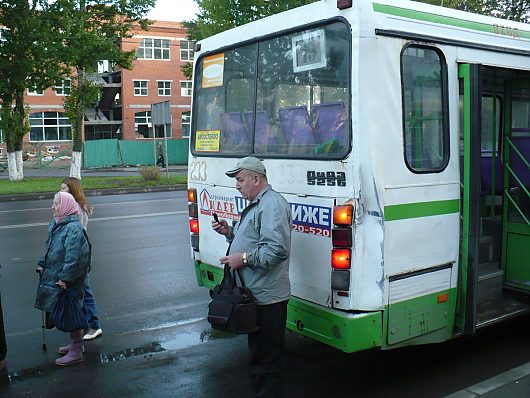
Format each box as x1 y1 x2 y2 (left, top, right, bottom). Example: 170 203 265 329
0 184 187 202
444 362 530 398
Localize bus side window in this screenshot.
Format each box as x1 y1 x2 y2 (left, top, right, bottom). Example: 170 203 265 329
312 101 347 148
279 105 317 153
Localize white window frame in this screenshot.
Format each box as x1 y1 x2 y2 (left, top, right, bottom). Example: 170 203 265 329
180 80 192 97
55 79 71 96
134 80 149 96
136 38 170 60
157 80 172 96
182 111 191 138
29 112 72 142
180 39 194 61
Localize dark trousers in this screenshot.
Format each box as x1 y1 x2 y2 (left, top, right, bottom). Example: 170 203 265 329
248 300 288 398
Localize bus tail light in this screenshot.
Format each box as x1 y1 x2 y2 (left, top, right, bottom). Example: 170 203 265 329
333 204 353 226
188 203 198 218
188 188 199 251
187 188 197 203
337 0 352 10
189 219 199 234
332 227 352 248
331 249 351 269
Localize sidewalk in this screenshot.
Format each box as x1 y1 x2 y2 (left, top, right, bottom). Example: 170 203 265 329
445 362 530 398
0 162 188 178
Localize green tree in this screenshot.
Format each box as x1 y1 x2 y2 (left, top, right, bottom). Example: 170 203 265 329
47 0 155 178
181 0 318 79
484 0 530 23
0 0 66 180
418 0 529 22
0 0 155 180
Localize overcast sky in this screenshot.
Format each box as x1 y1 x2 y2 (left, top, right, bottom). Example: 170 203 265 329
146 0 199 22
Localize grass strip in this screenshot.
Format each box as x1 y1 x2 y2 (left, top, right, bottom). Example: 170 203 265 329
0 175 187 195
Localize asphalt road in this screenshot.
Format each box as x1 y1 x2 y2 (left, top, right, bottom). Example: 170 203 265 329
0 191 529 397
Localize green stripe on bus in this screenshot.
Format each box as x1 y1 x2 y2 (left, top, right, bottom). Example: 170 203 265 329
384 199 459 221
373 3 530 40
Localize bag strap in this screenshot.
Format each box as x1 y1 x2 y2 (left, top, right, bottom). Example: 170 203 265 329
82 229 92 272
235 269 247 287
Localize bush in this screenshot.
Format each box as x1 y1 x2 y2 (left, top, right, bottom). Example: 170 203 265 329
139 166 160 181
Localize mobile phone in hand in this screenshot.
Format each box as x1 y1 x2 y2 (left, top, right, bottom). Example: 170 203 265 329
212 213 219 222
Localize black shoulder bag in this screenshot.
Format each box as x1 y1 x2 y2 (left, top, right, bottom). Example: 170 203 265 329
207 265 259 334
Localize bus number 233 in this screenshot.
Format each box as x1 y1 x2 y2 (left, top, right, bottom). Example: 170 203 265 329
189 160 207 181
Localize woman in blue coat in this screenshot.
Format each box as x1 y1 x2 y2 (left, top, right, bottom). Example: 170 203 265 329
35 191 91 366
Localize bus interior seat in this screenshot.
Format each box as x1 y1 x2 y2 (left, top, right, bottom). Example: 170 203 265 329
220 112 250 147
245 111 275 148
312 101 347 147
480 155 504 194
278 105 317 147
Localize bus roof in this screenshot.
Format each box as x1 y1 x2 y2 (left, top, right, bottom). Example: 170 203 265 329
196 0 530 57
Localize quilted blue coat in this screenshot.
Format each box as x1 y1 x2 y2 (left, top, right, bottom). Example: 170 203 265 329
35 215 91 313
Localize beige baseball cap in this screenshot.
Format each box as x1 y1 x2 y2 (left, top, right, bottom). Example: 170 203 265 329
225 156 266 177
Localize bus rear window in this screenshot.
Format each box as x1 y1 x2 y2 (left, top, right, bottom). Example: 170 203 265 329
191 21 351 159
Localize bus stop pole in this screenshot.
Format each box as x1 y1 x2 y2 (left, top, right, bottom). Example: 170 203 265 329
164 123 169 180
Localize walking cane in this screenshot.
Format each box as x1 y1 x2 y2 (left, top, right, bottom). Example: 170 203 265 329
37 269 47 351
40 310 47 351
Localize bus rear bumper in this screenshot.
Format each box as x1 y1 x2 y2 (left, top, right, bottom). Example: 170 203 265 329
195 261 383 353
287 297 382 353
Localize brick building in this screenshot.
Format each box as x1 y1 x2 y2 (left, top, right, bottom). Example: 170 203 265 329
1 20 192 158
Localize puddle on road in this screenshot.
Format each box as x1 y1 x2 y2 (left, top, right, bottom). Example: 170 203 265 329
7 362 55 384
7 328 237 383
100 328 236 363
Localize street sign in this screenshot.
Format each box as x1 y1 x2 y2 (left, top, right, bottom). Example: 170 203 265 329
151 101 171 125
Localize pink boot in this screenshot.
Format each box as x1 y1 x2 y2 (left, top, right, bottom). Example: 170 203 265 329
55 340 83 366
58 342 85 355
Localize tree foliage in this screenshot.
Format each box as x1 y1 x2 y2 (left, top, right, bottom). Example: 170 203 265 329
183 0 318 42
0 0 155 174
181 0 317 78
417 0 529 23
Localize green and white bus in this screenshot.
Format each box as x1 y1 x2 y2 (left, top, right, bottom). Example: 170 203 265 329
187 0 530 353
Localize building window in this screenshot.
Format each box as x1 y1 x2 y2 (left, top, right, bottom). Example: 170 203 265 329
27 85 44 96
135 111 152 138
55 79 71 96
98 60 111 73
182 111 191 138
180 40 194 61
158 81 172 96
29 112 71 142
136 38 170 60
401 45 448 172
180 81 192 97
134 80 148 96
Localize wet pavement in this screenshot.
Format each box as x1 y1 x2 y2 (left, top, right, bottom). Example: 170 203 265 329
1 167 529 397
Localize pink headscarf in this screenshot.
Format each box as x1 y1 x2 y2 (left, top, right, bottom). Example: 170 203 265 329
54 191 80 223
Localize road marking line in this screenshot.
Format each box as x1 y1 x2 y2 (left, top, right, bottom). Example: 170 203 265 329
117 317 206 335
0 211 187 229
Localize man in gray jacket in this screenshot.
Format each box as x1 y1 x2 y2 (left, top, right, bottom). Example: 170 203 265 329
212 156 292 398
